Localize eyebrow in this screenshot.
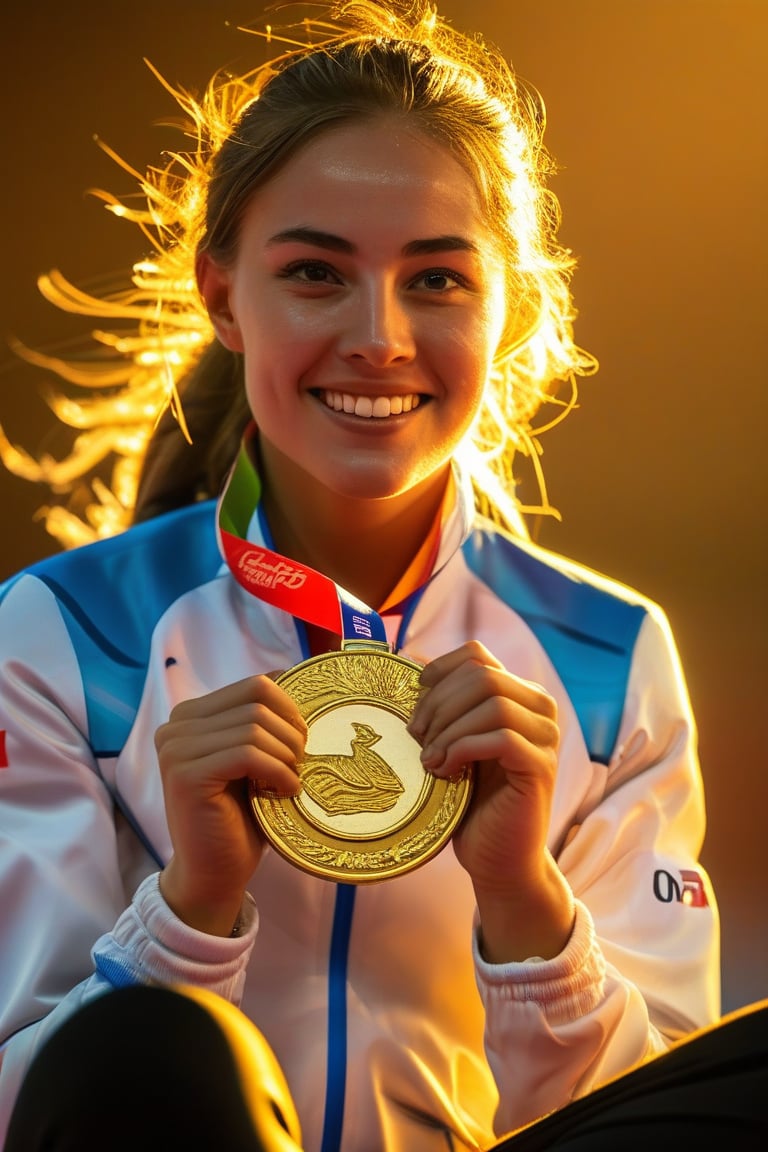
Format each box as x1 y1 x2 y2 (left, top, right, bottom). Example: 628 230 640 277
265 227 480 257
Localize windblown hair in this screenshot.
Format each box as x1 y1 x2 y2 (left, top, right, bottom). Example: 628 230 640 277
0 0 596 546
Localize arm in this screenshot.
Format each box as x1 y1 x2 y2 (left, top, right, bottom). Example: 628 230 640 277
0 575 131 1138
0 577 264 1142
408 605 719 1134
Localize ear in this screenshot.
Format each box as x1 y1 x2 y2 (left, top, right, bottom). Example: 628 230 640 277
195 251 244 353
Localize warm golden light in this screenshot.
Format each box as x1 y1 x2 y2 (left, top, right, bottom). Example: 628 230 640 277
0 4 594 549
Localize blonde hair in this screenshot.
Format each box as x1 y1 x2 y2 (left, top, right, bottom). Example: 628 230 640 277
0 0 596 546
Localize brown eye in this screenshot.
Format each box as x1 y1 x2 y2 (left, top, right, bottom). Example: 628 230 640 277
300 264 332 282
279 260 341 284
412 268 465 292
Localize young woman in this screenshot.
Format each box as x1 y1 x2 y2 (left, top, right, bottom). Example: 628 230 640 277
0 2 764 1150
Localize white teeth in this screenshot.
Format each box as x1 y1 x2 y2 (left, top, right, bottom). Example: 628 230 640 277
321 392 421 418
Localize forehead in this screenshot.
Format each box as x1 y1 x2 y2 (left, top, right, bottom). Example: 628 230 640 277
239 118 492 247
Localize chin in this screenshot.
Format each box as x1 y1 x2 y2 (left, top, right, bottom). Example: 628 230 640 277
329 476 412 502
323 464 429 502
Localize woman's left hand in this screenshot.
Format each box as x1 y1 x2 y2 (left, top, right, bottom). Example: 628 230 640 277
407 640 575 962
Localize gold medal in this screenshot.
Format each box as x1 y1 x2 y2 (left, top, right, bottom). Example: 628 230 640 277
250 641 472 883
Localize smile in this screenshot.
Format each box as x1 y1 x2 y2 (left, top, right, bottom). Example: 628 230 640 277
320 391 422 418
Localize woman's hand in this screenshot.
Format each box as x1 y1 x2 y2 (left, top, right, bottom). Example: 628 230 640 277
407 641 574 962
155 674 306 937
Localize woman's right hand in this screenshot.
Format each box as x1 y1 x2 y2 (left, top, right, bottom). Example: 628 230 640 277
155 674 307 936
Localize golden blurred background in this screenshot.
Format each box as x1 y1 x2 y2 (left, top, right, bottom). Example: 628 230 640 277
1 0 766 1012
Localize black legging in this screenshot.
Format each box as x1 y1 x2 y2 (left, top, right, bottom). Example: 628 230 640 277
6 985 767 1151
493 998 768 1150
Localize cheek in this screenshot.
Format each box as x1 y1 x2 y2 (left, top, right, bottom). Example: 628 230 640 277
237 292 332 366
241 340 316 427
443 316 498 391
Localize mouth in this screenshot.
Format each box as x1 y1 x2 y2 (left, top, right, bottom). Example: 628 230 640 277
317 390 423 418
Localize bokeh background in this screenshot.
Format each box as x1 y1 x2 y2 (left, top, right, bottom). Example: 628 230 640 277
1 0 766 1012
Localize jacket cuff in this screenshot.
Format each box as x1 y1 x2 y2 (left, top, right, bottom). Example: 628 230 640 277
473 899 606 1025
92 872 258 1005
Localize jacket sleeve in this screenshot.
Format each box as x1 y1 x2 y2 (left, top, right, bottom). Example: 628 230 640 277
474 601 720 1137
0 574 256 1145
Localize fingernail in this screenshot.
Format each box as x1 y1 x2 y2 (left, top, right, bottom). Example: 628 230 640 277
420 744 445 770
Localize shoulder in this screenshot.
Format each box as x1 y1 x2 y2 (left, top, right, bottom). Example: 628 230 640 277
2 500 219 604
0 500 221 658
461 520 667 764
462 517 657 650
0 502 222 756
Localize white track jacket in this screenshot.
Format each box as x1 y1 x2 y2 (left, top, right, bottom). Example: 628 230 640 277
0 455 720 1151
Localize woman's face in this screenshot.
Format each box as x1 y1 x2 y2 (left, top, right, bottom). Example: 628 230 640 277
198 117 507 507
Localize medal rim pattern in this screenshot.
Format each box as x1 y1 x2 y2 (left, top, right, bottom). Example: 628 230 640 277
249 648 472 883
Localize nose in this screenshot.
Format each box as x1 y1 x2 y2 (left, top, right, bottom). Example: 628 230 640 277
338 281 416 366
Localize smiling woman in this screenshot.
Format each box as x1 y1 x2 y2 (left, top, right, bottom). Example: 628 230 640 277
127 28 593 551
0 2 765 1151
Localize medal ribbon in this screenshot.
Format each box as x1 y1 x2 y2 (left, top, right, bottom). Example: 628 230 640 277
217 440 388 645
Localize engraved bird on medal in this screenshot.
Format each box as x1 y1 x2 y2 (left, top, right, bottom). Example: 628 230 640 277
300 722 405 816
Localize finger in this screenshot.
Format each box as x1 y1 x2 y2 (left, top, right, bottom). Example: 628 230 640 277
160 718 304 774
424 661 553 719
168 674 306 731
160 738 303 796
419 696 559 776
425 725 559 784
157 699 307 761
410 663 555 747
417 641 503 688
